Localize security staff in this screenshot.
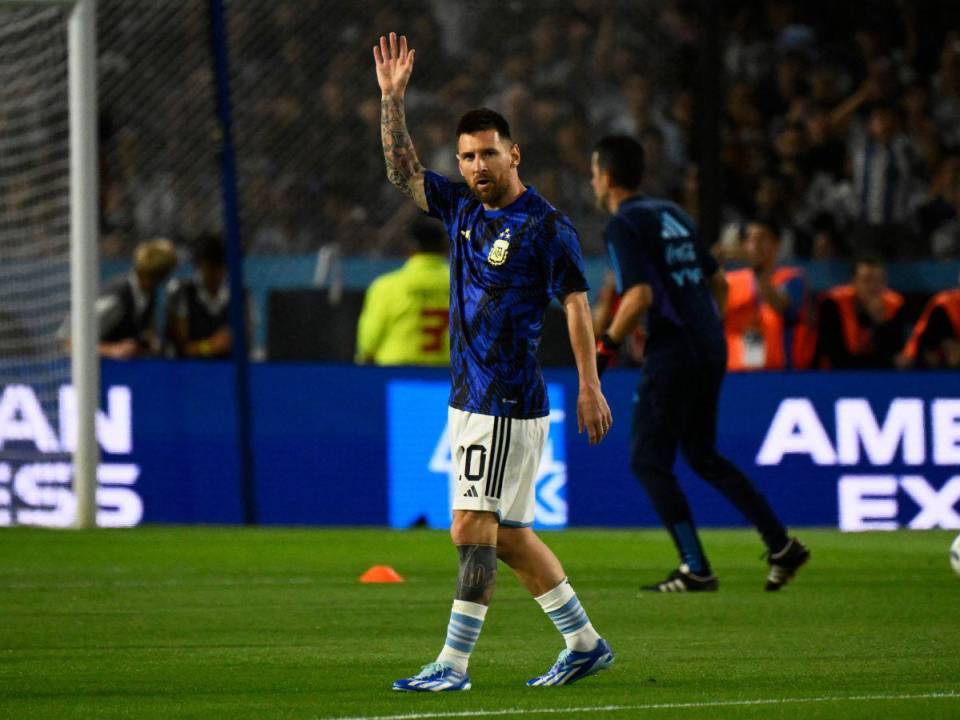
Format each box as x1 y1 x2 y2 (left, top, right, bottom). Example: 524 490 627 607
164 234 232 359
724 219 812 371
814 257 905 369
96 237 178 359
899 285 960 369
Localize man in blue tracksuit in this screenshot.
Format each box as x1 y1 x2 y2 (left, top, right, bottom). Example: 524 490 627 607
590 135 808 592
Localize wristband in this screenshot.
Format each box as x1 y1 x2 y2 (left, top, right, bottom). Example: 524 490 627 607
597 333 620 354
596 333 620 377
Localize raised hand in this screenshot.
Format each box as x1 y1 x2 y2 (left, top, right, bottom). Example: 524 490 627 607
374 32 415 97
374 32 426 210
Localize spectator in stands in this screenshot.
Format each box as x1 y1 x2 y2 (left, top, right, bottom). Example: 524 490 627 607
355 219 450 366
95 238 178 360
898 279 960 369
901 81 940 175
91 0 960 268
813 257 906 369
917 153 960 244
848 102 924 258
752 173 795 253
164 234 232 359
723 218 811 371
932 32 960 148
803 105 845 181
928 154 960 260
639 126 679 199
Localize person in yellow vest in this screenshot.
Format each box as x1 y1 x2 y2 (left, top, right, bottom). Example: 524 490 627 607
724 218 812 370
898 282 960 369
813 257 906 369
355 218 450 366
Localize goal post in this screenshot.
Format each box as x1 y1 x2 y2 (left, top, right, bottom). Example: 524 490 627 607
68 0 98 530
0 0 99 528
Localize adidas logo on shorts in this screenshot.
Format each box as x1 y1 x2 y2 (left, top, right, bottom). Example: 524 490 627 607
462 486 479 498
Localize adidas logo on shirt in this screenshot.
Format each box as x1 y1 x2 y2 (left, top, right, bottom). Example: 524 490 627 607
660 212 690 239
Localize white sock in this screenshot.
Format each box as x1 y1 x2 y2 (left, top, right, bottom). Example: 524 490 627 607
535 578 601 652
435 600 488 673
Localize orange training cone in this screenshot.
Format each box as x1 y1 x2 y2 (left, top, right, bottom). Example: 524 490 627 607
359 565 405 583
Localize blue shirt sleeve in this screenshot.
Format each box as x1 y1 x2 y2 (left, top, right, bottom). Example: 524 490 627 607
604 215 651 293
780 275 806 324
423 170 463 228
547 218 589 300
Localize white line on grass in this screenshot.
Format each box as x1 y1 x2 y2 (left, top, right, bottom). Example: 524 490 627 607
0 576 319 590
322 691 960 720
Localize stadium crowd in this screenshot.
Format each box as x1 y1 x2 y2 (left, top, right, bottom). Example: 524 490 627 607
9 0 955 369
92 0 960 263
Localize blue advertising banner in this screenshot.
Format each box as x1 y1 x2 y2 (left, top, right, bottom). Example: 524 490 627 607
1 363 958 531
576 370 960 531
387 380 568 529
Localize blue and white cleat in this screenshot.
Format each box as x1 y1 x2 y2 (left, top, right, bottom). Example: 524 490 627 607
392 662 472 692
527 638 615 687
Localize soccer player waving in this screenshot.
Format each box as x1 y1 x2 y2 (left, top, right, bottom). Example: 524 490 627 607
374 33 614 691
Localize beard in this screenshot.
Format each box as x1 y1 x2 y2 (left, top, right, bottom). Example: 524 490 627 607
467 173 509 206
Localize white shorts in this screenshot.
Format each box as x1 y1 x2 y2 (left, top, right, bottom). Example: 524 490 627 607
448 406 548 527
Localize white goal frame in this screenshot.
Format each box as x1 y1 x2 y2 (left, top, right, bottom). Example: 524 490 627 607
4 0 99 528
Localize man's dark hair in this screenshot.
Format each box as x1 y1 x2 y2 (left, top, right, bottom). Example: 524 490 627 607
866 100 898 118
853 254 885 272
193 233 226 266
411 218 448 255
456 108 512 140
750 216 783 240
593 135 645 190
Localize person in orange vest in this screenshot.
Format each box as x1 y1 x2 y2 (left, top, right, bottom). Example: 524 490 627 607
898 282 960 369
724 218 812 370
813 257 906 369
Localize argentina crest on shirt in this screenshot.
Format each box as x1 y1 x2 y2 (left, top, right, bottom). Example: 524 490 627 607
487 227 511 266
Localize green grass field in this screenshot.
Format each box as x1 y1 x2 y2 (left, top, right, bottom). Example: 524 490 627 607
1 527 958 720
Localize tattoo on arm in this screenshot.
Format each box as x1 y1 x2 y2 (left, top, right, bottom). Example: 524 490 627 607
381 96 426 209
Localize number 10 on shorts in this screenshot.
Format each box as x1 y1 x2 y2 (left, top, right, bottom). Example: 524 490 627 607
387 380 568 529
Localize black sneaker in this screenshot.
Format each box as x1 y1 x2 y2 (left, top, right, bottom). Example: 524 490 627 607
641 564 718 592
765 538 810 591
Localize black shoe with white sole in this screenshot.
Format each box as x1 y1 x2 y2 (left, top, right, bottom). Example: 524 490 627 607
641 564 719 592
765 537 810 591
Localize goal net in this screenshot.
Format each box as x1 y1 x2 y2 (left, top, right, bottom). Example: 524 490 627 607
0 4 73 526
0 0 98 528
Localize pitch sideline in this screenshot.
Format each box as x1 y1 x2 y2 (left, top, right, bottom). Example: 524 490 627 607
322 691 960 720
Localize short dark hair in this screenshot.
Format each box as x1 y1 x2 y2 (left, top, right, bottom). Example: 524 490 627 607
411 218 447 255
853 254 885 272
593 135 645 190
193 233 226 266
456 108 512 140
867 100 898 118
750 216 783 240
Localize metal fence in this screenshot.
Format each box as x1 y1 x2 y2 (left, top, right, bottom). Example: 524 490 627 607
97 0 222 259
95 0 685 259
